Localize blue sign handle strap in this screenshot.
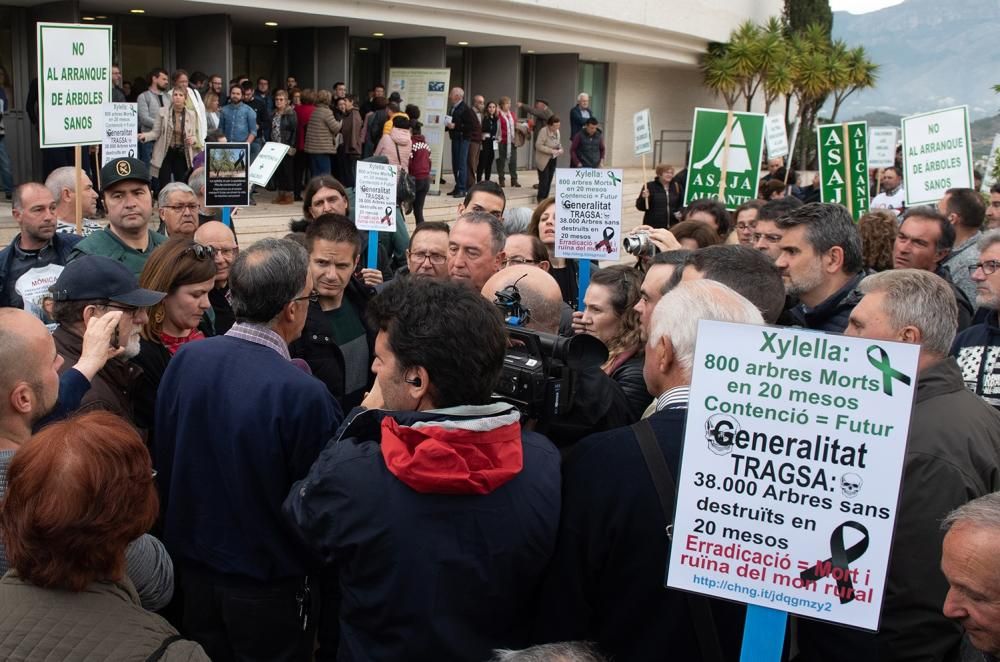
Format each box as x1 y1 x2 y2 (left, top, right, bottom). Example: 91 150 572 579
740 606 787 662
221 207 231 229
367 230 379 270
577 258 591 313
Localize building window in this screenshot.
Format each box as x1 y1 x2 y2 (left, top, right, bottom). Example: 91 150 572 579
578 61 608 124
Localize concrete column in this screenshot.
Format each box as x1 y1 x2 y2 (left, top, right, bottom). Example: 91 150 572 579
176 14 232 81
534 53 579 166
316 27 349 90
285 28 317 89
468 46 520 106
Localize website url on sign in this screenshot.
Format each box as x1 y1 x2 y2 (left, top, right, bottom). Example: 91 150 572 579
693 575 832 613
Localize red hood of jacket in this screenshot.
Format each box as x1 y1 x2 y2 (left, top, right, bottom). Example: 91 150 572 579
380 406 523 495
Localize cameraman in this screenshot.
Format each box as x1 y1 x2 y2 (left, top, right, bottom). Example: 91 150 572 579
481 265 634 447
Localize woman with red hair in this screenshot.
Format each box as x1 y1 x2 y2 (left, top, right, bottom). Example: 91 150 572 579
0 411 208 660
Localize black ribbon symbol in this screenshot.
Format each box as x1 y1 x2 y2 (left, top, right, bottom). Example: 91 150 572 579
594 226 615 253
380 206 393 225
800 520 870 604
867 345 911 396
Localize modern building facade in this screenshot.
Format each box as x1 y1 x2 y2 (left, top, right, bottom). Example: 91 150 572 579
0 0 780 184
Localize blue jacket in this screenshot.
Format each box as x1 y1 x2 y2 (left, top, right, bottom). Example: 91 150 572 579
0 232 80 308
536 407 746 661
219 102 258 142
155 335 342 581
284 404 561 661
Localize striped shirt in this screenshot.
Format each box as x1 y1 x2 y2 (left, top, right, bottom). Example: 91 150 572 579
655 386 690 412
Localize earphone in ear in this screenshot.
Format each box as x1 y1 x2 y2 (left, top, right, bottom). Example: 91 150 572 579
404 376 422 387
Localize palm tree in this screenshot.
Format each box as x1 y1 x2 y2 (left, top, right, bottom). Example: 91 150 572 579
789 24 836 167
701 42 741 109
829 44 879 123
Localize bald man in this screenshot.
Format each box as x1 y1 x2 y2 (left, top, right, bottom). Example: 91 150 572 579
194 221 238 334
0 310 64 447
480 265 632 447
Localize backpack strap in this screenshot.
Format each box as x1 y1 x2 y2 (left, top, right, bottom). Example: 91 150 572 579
631 419 726 662
145 634 183 661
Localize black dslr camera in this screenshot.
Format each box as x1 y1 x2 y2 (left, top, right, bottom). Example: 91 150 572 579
493 277 607 420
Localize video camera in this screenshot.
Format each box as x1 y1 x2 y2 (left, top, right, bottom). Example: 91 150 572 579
492 277 607 420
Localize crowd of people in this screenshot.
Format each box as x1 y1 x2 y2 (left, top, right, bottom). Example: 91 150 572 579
2 68 1000 662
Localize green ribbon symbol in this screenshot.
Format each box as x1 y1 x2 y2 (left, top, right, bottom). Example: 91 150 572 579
607 171 621 185
866 345 911 396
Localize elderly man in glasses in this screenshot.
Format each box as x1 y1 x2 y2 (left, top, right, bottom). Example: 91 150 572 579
194 220 239 334
404 221 450 280
951 229 1000 409
156 182 200 238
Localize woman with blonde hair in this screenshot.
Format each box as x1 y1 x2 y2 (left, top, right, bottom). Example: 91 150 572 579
139 86 200 184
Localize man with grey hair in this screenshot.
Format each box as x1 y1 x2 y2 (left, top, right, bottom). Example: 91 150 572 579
774 202 865 332
491 642 606 662
951 229 1000 409
940 492 1000 661
45 166 102 236
156 181 199 238
569 92 594 138
448 210 506 290
800 269 1000 662
155 238 341 662
537 280 761 661
446 86 476 197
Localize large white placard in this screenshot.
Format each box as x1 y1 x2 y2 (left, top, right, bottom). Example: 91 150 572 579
634 108 653 156
388 68 450 195
248 142 291 187
355 161 398 232
901 106 973 206
554 168 623 262
37 22 113 148
667 321 919 631
765 115 789 159
867 127 897 169
101 102 138 166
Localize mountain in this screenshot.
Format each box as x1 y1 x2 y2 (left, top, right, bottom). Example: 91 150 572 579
831 0 1000 121
846 111 1000 163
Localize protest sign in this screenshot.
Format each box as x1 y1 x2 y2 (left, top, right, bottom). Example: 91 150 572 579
684 108 766 210
817 121 869 220
205 142 250 207
764 115 789 159
867 127 897 169
901 106 973 206
355 161 398 232
37 22 112 148
634 108 653 156
554 168 623 263
666 321 919 632
981 134 1000 193
101 102 137 166
248 142 291 187
389 68 450 194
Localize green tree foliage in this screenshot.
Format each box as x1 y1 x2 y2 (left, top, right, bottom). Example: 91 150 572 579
784 0 833 35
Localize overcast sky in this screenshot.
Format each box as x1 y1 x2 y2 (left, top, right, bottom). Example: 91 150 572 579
829 0 905 13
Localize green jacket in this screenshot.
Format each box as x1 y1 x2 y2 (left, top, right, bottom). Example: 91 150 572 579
70 226 168 277
0 573 209 660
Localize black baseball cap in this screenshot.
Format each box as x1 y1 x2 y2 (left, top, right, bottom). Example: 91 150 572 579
101 157 151 192
50 255 165 306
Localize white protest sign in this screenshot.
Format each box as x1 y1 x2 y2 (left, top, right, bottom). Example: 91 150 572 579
554 168 623 262
248 142 291 187
37 22 113 148
765 115 789 159
355 161 398 232
901 106 973 206
867 127 897 169
634 108 653 156
666 321 919 631
101 102 137 165
981 134 1000 192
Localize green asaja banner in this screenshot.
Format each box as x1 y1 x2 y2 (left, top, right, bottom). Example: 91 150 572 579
684 108 766 211
817 121 869 220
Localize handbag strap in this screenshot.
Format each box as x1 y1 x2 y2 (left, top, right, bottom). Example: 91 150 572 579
631 419 726 662
145 634 183 661
393 141 402 166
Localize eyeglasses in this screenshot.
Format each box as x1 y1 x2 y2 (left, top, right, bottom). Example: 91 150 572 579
163 204 200 213
752 232 783 243
185 244 215 260
502 257 538 267
969 260 1000 276
736 223 754 231
291 291 320 304
410 251 447 265
211 246 238 258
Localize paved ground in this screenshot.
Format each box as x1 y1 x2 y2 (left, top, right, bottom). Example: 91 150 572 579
0 167 652 248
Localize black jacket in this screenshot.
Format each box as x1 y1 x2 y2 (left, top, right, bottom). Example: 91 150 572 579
536 406 746 660
289 278 375 412
635 179 682 229
448 101 477 141
610 353 650 422
951 309 1000 409
786 271 866 333
0 232 80 308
